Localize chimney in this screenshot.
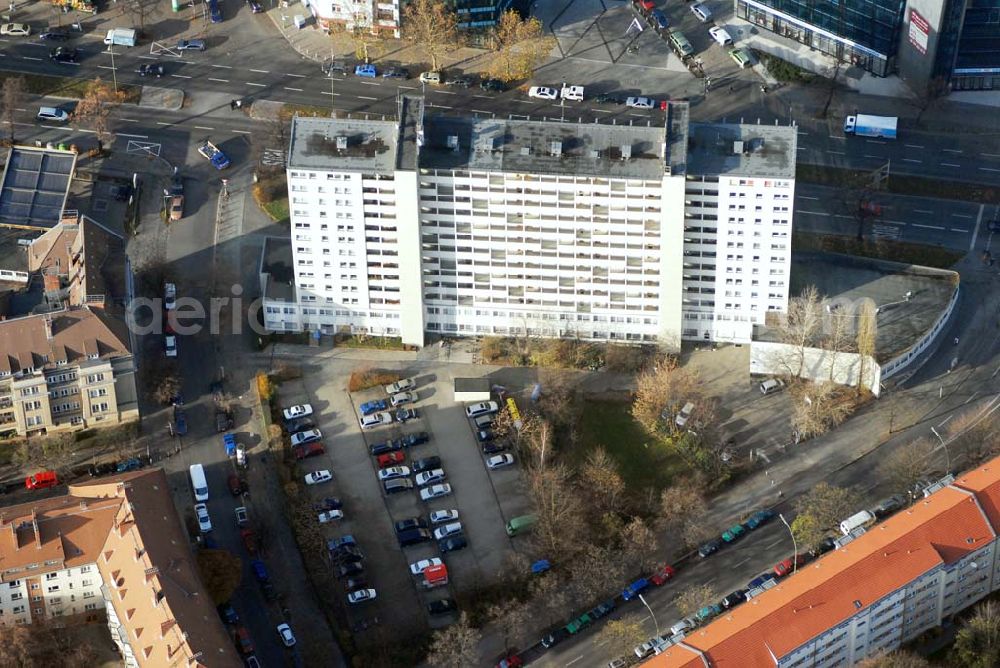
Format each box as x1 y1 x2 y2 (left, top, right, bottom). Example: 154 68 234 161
549 141 562 157
620 144 632 160
44 315 53 341
335 135 347 151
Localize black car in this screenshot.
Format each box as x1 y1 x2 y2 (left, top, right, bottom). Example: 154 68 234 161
313 497 343 512
217 603 239 624
286 417 315 433
370 440 403 456
332 546 365 564
88 461 117 477
746 572 776 590
439 535 468 553
447 76 475 88
401 431 430 447
480 78 505 92
477 429 495 442
136 63 164 77
382 66 409 79
247 0 263 11
337 562 365 579
721 589 747 609
589 600 615 619
541 627 569 649
412 456 441 474
49 47 79 64
594 92 623 104
345 576 367 591
394 517 428 534
809 536 837 558
427 598 458 615
39 31 70 41
322 60 350 77
698 538 722 558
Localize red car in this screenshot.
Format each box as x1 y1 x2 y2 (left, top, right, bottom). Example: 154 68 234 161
650 564 676 586
496 652 523 668
25 471 59 490
635 0 655 10
774 554 809 577
376 451 405 469
240 528 258 555
227 473 243 496
293 442 325 460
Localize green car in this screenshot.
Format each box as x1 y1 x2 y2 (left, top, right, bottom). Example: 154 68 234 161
722 524 746 542
697 603 722 621
564 612 593 634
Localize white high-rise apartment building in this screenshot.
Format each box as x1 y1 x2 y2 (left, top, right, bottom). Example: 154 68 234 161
266 99 797 349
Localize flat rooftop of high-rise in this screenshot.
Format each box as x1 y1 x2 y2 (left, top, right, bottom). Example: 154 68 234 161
288 115 398 174
687 122 797 179
420 109 688 179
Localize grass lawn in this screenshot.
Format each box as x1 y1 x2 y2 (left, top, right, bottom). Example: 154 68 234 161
573 399 688 492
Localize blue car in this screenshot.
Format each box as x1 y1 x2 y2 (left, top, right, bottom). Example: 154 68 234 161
622 577 650 601
355 64 377 78
250 560 269 582
650 9 669 30
175 409 188 436
360 399 387 415
745 509 776 530
115 457 141 473
327 535 356 552
208 0 222 22
746 572 776 590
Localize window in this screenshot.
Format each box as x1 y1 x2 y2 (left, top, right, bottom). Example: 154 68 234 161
45 573 58 581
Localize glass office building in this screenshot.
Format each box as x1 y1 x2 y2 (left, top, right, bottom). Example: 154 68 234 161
736 0 908 76
946 0 1000 90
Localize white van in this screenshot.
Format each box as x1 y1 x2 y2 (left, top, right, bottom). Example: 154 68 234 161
189 464 209 502
760 378 785 395
561 84 585 101
839 510 875 536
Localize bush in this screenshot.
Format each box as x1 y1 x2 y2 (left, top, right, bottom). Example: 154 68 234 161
479 336 509 363
604 344 655 373
758 53 815 83
348 367 400 392
256 372 275 401
253 173 289 223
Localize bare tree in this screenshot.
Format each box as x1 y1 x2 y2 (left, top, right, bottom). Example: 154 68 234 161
878 438 935 495
485 10 555 82
426 612 481 668
403 0 460 72
594 615 650 660
526 464 588 562
631 356 700 437
620 516 660 573
791 482 857 550
580 446 626 514
657 480 708 548
789 380 855 439
0 76 25 143
528 572 572 627
487 599 530 653
674 583 720 618
856 298 878 393
121 0 158 30
823 304 855 382
72 78 125 150
567 544 624 608
858 650 931 668
776 286 823 377
944 406 1000 468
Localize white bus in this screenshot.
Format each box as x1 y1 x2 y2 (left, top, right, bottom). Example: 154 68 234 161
189 464 208 502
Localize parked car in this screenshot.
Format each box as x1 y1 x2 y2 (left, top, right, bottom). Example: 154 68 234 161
347 588 377 604
318 510 344 523
338 562 365 578
698 539 722 557
283 404 313 421
722 524 746 542
370 440 402 456
418 71 441 84
379 466 411 482
304 470 333 485
376 451 406 468
420 483 452 501
729 47 754 69
39 30 70 41
650 564 676 586
397 527 432 547
433 522 463 540
746 572 777 590
429 509 458 524
482 441 507 455
439 535 468 553
394 517 428 534
721 589 747 609
709 25 734 46
487 454 515 470
136 62 164 77
390 391 417 407
409 557 443 576
872 495 905 518
354 64 377 78
176 39 206 51
360 411 393 429
415 468 446 486
594 92 623 104
528 86 558 100
359 399 387 415
49 47 79 63
395 407 418 423
466 401 499 417
383 478 414 494
412 456 441 473
165 335 178 357
774 554 809 577
275 623 296 647
322 60 349 76
622 578 650 601
744 509 776 530
313 497 343 512
650 9 669 30
0 23 30 36
690 2 712 21
427 598 458 615
697 603 722 622
541 628 569 648
382 66 409 79
385 377 416 394
290 428 322 447
670 617 696 636
634 639 658 659
195 503 212 532
293 442 325 460
626 96 655 109
400 431 430 447
448 75 476 88
479 78 505 91
36 106 69 122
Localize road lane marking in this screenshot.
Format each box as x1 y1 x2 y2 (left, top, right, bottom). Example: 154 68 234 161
905 144 925 149
359 80 381 85
951 228 967 233
902 158 922 163
565 657 584 666
284 87 303 92
827 150 845 155
982 153 1000 158
981 167 1000 173
397 85 416 90
171 74 192 79
971 204 985 251
914 209 933 214
471 109 491 114
798 196 819 200
941 163 961 167
21 56 42 61
912 223 945 230
952 214 974 219
246 82 266 87
428 104 453 109
864 154 882 158
797 146 806 151
120 118 138 122
208 77 229 82
117 133 148 138
97 65 114 70
828 135 845 140
513 99 534 104
833 214 853 219
286 73 305 78
357 95 377 100
156 122 173 125
194 126 215 130
942 148 962 153
320 91 340 96
733 557 750 567
212 64 232 68
249 68 269 73
865 139 886 144
434 90 457 95
233 130 251 134
798 210 829 216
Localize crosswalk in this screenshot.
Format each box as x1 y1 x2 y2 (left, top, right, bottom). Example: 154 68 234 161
872 224 901 240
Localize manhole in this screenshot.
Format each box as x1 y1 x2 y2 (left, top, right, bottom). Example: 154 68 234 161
93 199 109 213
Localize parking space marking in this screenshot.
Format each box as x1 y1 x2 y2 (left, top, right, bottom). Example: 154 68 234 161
942 148 963 154
208 77 229 83
827 150 845 155
212 64 233 68
232 130 252 135
117 132 149 139
914 209 933 214
119 118 139 122
286 73 306 78
284 87 304 92
941 163 961 167
171 74 192 79
912 223 945 230
952 214 974 219
905 144 925 149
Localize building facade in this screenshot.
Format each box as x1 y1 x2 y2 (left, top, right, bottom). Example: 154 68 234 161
308 0 401 37
265 101 796 348
645 458 1000 668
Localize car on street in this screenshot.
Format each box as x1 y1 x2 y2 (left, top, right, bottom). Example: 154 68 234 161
276 623 296 647
49 47 79 63
165 335 178 358
721 589 747 609
635 0 654 9
650 564 676 585
427 598 458 615
354 64 377 78
477 429 495 442
136 62 164 77
376 451 406 468
487 454 515 470
774 554 810 577
669 617 697 636
370 439 402 456
622 578 650 601
322 60 349 76
744 509 776 530
594 92 623 104
359 399 387 415
698 538 722 557
328 534 356 551
433 521 463 540
420 483 452 501
528 86 558 100
290 428 322 447
379 466 411 482
385 377 416 394
650 9 669 30
634 639 658 659
415 468 446 486
429 509 458 524
347 588 377 604
304 470 333 485
333 547 364 565
283 404 313 421
541 628 569 649
410 557 444 576
747 572 777 590
292 442 325 460
419 70 441 84
412 456 441 473
480 78 505 91
36 106 69 123
560 84 584 101
174 409 187 435
318 510 344 523
195 503 212 533
395 407 418 422
810 536 837 557
448 75 475 88
176 39 206 51
467 401 499 417
247 0 263 12
0 23 30 36
872 495 905 518
439 535 468 553
360 411 393 429
626 96 655 109
390 391 417 406
697 603 722 622
382 66 409 79
39 31 70 41
590 600 616 618
709 25 734 46
722 523 746 542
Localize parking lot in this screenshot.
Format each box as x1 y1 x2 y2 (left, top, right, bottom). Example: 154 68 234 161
278 363 533 636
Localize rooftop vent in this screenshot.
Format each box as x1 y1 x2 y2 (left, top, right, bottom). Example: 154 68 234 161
752 138 765 152
733 140 744 154
853 600 863 609
620 144 632 160
589 150 600 159
447 135 459 152
475 136 494 153
550 141 562 157
335 135 347 151
520 146 531 156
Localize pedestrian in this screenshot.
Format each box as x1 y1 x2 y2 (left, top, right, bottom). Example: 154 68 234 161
230 99 236 111
954 337 960 345
729 85 734 93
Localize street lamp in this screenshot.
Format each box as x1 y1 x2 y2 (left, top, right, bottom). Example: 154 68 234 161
930 426 952 472
779 513 799 574
637 593 660 638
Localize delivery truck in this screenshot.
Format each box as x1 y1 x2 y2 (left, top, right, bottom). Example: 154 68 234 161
103 28 137 47
843 114 897 139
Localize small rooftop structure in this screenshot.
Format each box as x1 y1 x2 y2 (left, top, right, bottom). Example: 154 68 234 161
288 115 398 174
0 147 76 230
687 122 797 179
454 377 491 402
259 236 294 302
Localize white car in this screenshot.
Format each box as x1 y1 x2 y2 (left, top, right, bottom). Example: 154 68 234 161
429 509 459 525
0 23 30 36
36 106 69 123
670 618 696 636
709 26 733 46
409 557 443 576
690 2 712 21
675 401 695 428
164 335 178 358
560 84 584 101
415 468 446 487
384 378 416 394
283 404 313 421
378 466 411 481
626 96 655 109
290 428 322 447
164 282 177 310
486 454 515 470
347 588 377 604
305 470 333 485
195 503 212 533
390 391 417 407
318 510 344 523
420 483 452 501
528 86 558 100
277 623 296 647
466 401 499 418
360 411 393 429
635 639 657 659
433 521 463 540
